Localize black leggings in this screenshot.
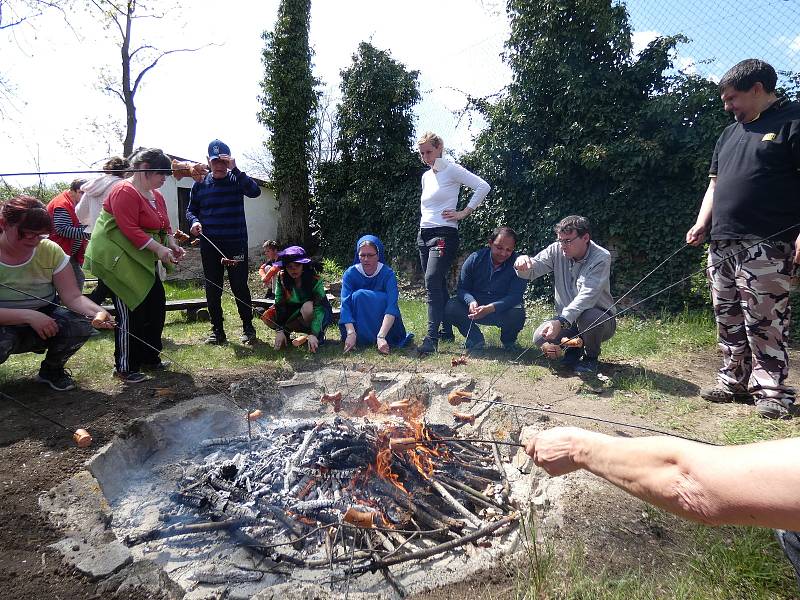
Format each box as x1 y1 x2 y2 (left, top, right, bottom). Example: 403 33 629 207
417 226 459 340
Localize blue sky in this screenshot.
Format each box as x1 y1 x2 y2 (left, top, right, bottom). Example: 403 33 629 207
624 0 800 81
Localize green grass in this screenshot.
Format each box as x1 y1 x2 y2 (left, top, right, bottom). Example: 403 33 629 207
604 309 717 361
508 513 796 599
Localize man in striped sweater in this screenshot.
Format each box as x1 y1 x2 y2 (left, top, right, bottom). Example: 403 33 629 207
187 139 261 345
47 179 89 290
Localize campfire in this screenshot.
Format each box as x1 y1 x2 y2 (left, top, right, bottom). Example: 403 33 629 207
126 383 518 584
44 370 533 597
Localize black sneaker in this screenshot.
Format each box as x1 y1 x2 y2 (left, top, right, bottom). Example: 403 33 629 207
142 360 171 371
574 356 599 374
36 367 76 391
241 326 257 345
560 347 583 370
438 329 455 343
113 370 148 384
205 329 227 345
418 337 438 356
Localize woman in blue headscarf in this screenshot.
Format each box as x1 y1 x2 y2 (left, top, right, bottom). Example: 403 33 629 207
340 235 412 354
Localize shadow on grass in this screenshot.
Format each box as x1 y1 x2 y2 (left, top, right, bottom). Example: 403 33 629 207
604 361 701 398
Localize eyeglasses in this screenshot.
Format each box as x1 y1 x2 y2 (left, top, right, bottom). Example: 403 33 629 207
358 253 378 259
18 230 48 240
557 236 581 246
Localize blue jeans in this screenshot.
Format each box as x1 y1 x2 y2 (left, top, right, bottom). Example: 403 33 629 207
445 298 525 347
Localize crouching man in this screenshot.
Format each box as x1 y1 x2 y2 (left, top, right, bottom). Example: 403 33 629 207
514 215 616 373
444 226 527 351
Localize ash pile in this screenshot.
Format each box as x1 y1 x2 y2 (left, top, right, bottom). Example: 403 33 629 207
87 370 536 599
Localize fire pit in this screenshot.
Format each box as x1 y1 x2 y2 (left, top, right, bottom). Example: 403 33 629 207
41 369 545 599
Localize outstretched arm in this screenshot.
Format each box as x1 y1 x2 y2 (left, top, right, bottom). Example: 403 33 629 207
525 427 800 530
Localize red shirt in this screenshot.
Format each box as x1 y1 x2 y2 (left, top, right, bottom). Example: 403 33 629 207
102 181 172 248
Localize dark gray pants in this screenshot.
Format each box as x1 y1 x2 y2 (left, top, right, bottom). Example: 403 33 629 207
533 307 616 358
445 297 525 347
0 306 93 372
200 242 254 333
418 227 459 340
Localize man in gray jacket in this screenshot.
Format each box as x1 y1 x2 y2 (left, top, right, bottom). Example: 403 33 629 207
514 215 616 373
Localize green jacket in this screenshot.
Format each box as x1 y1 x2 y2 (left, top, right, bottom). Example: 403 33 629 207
84 209 173 309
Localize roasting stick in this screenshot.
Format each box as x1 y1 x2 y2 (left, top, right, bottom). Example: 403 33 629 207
198 232 239 264
0 391 92 448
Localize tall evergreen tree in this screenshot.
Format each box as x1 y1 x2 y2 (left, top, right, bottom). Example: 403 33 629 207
315 42 422 263
258 0 316 247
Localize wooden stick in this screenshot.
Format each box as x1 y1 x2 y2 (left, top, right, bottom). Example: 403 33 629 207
124 518 245 546
437 474 505 510
492 442 512 497
430 480 482 528
352 515 518 572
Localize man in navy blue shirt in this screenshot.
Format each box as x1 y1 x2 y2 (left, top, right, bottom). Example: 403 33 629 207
187 139 261 345
444 226 527 351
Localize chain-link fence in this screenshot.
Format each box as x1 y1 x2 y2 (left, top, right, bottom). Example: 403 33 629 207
625 0 800 82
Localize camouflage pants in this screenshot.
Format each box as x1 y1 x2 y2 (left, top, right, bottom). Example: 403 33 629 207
708 240 795 404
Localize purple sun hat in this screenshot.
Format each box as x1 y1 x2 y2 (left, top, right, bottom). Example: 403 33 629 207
275 245 311 267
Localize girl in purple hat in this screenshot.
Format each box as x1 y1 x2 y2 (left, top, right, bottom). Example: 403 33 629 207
260 246 332 352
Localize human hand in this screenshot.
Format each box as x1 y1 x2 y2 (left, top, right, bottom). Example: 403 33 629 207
514 255 533 273
343 330 357 353
376 336 389 354
794 231 800 264
541 319 562 340
524 427 597 476
171 245 186 261
91 310 116 330
686 223 707 246
469 304 494 320
307 334 319 353
274 331 286 350
26 310 58 339
156 245 177 264
540 341 563 360
441 209 463 222
190 222 202 237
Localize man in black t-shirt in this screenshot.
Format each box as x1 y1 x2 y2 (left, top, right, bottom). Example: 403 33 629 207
686 59 800 420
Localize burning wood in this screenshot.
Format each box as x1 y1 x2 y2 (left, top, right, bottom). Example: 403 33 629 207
447 390 472 406
146 408 518 579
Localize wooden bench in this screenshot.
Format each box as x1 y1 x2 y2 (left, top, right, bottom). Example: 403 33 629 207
102 298 209 321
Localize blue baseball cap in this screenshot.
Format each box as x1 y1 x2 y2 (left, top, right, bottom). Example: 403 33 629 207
208 139 231 160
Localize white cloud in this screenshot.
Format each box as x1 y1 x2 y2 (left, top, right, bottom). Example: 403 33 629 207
631 30 660 56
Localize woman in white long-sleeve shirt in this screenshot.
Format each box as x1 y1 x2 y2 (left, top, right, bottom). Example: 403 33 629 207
416 131 490 354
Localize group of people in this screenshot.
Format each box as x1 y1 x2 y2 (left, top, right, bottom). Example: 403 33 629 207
0 56 799 586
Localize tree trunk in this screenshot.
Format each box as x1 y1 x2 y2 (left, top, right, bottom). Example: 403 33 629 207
276 188 309 248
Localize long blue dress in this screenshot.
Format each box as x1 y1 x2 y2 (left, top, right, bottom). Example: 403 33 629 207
339 235 411 348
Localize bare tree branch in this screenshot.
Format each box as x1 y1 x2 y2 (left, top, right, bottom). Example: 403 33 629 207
131 44 214 96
